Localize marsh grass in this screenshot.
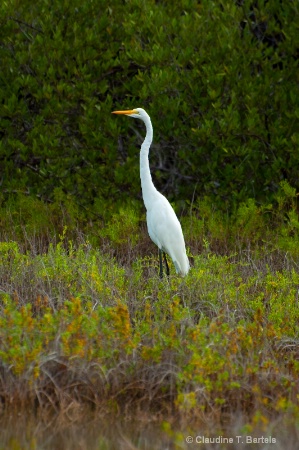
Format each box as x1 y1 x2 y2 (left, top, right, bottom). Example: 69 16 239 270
0 194 299 447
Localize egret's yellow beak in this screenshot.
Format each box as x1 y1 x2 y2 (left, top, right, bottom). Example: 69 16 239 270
112 109 137 115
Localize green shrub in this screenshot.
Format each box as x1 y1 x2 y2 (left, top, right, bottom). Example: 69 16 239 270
0 0 298 216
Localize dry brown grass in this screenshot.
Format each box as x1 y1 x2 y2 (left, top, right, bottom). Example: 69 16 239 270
0 204 299 448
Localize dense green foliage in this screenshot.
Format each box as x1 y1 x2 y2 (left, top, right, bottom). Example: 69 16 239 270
1 0 299 216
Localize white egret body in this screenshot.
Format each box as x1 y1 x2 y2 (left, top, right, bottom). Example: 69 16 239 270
112 108 189 277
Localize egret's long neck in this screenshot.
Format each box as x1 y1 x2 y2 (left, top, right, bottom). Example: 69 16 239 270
140 115 157 209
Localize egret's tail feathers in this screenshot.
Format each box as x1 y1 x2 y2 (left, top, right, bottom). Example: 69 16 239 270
174 255 190 277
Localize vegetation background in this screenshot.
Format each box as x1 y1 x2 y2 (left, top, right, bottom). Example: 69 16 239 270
0 0 299 448
1 0 299 214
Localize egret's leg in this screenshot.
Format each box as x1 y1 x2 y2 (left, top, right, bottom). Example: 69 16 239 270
159 249 163 279
163 252 170 277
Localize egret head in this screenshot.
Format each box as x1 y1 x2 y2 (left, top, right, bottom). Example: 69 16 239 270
112 108 148 121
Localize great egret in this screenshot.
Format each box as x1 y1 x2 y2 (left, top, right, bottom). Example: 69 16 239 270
112 108 190 278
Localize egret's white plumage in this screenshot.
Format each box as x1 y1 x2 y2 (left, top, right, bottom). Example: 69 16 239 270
112 108 189 277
